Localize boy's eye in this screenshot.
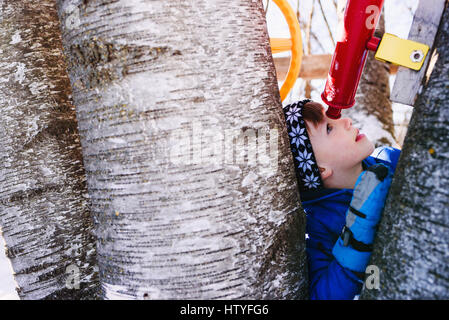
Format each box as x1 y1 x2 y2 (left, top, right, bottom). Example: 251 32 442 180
327 123 333 134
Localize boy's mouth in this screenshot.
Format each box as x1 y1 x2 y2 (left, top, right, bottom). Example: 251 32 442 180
355 129 365 142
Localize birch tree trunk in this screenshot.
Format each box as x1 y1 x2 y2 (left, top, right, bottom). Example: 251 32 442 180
56 0 307 299
361 2 449 299
0 0 98 299
337 1 396 147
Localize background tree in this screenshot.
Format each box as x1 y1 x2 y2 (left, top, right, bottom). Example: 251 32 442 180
361 2 449 299
56 0 307 299
0 0 98 299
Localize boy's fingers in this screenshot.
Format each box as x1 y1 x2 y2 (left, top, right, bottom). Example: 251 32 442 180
366 164 389 181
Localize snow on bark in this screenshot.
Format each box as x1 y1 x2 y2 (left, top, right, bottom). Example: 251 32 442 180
0 0 98 299
56 0 308 299
361 3 449 299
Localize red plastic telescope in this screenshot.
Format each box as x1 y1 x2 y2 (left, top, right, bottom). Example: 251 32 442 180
321 0 384 119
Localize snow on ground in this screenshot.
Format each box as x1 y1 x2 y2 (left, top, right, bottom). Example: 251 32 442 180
0 0 419 299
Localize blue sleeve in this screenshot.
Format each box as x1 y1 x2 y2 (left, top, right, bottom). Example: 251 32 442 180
306 213 363 300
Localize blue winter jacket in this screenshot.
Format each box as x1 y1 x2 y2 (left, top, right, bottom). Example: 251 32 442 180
301 147 401 300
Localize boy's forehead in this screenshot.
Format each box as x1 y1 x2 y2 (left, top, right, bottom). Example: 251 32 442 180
305 119 325 137
304 107 327 137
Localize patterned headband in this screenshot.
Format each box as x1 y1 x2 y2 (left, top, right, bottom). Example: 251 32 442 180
282 99 324 193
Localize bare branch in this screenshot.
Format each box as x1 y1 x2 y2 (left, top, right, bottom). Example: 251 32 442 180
300 21 327 53
305 0 315 55
332 0 338 12
296 0 300 21
317 0 336 47
265 0 270 15
304 0 315 98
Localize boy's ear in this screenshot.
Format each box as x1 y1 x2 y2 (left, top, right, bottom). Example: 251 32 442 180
319 166 333 180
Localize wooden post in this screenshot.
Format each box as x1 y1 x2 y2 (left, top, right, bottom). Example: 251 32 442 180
390 0 446 106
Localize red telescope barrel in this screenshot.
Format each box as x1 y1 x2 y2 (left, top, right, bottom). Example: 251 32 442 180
322 0 384 119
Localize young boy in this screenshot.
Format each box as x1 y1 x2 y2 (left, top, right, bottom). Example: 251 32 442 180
282 99 401 300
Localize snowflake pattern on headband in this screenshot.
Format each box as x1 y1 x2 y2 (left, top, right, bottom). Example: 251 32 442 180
303 173 320 189
285 105 301 124
289 125 308 148
296 150 314 172
282 99 324 192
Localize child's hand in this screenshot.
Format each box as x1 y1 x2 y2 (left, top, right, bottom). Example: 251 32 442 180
347 163 393 245
332 164 393 272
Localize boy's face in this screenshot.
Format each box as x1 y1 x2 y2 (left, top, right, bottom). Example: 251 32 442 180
306 113 375 175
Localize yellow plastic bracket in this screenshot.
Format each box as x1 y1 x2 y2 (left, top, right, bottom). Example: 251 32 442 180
374 33 429 71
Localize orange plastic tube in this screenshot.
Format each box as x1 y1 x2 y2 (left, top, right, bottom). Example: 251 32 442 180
270 38 293 54
271 0 303 101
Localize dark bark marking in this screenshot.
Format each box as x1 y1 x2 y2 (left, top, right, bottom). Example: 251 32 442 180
66 38 181 89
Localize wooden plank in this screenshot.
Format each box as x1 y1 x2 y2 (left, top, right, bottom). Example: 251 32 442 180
274 54 331 81
273 54 399 81
390 0 446 106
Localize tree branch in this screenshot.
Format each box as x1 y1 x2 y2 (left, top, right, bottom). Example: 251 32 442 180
317 0 336 47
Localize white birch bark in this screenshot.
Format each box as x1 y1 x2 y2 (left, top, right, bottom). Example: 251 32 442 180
56 0 308 299
0 0 98 299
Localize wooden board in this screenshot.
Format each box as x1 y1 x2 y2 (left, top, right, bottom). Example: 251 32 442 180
390 0 446 106
274 54 332 81
274 55 399 81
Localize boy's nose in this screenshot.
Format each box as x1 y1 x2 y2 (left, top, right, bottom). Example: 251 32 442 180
339 118 352 130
